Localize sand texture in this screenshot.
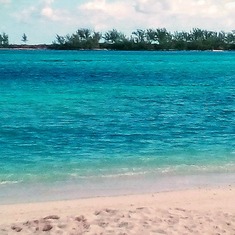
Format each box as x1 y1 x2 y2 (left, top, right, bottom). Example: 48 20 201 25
0 186 234 235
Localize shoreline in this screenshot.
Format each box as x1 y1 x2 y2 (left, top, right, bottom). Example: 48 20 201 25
1 171 234 205
0 186 234 234
1 46 234 51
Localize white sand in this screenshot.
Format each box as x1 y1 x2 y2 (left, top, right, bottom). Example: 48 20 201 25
0 186 234 234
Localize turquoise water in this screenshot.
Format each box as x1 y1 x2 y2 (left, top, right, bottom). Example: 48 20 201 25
0 50 235 202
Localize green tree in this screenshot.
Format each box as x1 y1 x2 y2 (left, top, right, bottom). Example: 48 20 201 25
22 33 28 44
155 28 172 48
146 29 157 44
0 34 2 46
103 29 126 44
132 29 146 43
52 28 102 50
172 31 190 50
91 31 102 48
0 32 9 47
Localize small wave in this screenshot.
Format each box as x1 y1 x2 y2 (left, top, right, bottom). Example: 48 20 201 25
67 170 149 180
0 180 20 185
99 171 149 178
41 59 63 62
66 163 235 180
41 59 94 63
158 163 235 175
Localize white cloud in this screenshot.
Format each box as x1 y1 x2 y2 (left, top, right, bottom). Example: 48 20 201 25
13 0 71 24
43 0 54 4
0 0 11 4
6 0 235 44
40 6 71 22
13 6 37 23
79 0 131 21
167 0 235 30
12 0 235 32
76 0 134 32
134 0 170 14
41 7 54 18
73 0 235 32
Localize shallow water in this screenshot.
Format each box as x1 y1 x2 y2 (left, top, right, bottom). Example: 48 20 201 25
0 50 235 202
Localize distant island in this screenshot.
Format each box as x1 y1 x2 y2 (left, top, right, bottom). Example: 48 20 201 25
3 44 49 50
1 28 235 51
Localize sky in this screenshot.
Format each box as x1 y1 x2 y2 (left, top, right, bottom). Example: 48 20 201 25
0 0 235 44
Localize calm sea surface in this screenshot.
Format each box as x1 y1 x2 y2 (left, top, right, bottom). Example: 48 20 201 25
0 50 235 202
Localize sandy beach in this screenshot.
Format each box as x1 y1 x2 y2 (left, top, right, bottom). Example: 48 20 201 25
0 186 234 234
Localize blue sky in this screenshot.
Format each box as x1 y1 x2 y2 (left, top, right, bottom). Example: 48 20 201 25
1 0 235 44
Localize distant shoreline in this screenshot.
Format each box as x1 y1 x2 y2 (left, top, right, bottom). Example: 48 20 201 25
1 45 234 51
1 28 235 51
1 44 50 50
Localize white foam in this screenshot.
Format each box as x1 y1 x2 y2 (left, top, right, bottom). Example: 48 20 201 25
0 180 20 185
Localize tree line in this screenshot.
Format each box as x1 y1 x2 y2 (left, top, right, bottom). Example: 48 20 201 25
51 28 235 50
1 28 235 50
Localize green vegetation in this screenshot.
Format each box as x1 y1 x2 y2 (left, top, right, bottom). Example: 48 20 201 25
51 28 235 50
0 32 9 48
51 29 102 50
1 28 235 50
21 33 28 44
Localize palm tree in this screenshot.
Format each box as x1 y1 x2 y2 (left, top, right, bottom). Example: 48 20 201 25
103 29 126 44
146 29 157 44
132 29 146 43
22 33 28 44
92 31 102 48
0 34 2 46
0 33 9 47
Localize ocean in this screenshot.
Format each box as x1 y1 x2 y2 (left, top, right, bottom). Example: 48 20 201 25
0 50 235 203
